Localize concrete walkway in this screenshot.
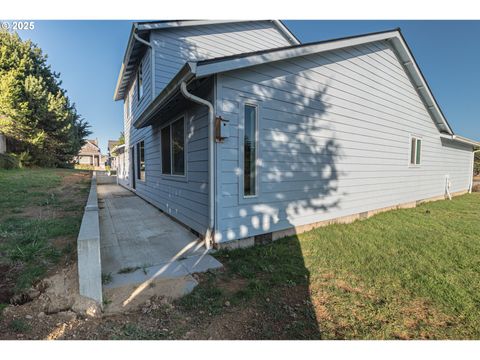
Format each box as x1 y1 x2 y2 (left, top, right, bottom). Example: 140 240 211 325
97 183 221 311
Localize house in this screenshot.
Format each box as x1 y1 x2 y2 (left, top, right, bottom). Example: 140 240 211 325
75 139 102 167
107 140 120 169
114 20 479 249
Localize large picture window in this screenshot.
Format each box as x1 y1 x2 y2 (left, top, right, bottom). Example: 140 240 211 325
243 104 257 197
410 136 422 166
136 140 145 181
161 117 185 176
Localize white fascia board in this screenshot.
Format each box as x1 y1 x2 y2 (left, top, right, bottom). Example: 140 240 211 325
137 20 251 31
389 36 453 135
113 23 138 101
195 31 399 78
441 134 480 147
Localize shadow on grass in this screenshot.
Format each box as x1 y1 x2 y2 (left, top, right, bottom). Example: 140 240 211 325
177 236 321 340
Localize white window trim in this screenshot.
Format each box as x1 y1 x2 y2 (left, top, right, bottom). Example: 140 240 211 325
137 59 144 101
160 114 187 180
136 140 146 182
239 101 260 202
408 134 422 167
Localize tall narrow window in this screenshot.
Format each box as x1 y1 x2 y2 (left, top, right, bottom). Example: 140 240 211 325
410 136 422 166
161 126 171 174
136 141 145 180
161 117 185 176
137 60 144 100
171 118 185 175
244 104 257 197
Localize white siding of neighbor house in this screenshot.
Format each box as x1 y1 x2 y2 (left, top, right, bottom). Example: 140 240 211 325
150 21 293 96
214 39 474 243
119 21 295 234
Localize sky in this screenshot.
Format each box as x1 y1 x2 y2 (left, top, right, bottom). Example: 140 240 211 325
15 20 480 153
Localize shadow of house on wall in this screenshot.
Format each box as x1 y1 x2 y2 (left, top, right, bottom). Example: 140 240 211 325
126 32 346 338
218 56 346 338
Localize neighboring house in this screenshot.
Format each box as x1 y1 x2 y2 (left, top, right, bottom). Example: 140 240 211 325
75 139 102 167
107 140 120 169
113 144 126 182
114 20 479 248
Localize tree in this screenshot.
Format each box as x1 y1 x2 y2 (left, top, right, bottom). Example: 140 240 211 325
0 30 90 167
118 131 125 145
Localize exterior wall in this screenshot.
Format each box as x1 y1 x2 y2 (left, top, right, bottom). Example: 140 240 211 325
123 84 212 235
214 40 474 243
120 21 294 234
151 21 292 96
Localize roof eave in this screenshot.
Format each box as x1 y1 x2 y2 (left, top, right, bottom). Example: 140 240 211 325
132 62 196 129
440 134 480 147
113 23 138 101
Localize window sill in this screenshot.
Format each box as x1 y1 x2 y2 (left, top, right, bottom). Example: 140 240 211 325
160 174 188 183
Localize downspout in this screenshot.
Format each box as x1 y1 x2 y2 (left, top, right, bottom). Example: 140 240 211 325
469 149 480 193
133 30 155 101
180 81 215 249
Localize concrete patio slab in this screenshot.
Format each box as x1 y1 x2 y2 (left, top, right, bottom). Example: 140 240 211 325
98 183 223 305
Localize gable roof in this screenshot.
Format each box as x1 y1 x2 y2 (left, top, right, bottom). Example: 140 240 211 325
113 20 300 101
134 28 459 138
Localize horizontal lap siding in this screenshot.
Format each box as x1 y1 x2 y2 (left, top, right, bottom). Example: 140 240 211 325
215 40 473 242
151 21 292 96
121 22 292 235
134 101 210 235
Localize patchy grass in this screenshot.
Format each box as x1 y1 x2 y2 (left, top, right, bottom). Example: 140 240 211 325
8 319 30 333
1 192 478 340
201 193 480 339
0 169 90 299
102 273 112 285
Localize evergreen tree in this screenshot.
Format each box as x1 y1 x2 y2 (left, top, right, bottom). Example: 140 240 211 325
0 30 90 167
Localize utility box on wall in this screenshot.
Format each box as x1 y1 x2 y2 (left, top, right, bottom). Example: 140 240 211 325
215 116 230 142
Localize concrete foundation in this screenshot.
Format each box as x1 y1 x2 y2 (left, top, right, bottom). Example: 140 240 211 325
215 189 469 250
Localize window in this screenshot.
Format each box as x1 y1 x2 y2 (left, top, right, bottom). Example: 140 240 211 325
410 136 422 166
161 117 185 176
136 141 145 180
137 60 144 100
243 104 257 197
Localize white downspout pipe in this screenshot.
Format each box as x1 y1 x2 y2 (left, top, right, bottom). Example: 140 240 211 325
133 31 155 101
469 149 480 193
180 81 215 249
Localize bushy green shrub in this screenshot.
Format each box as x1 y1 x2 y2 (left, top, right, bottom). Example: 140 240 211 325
10 151 32 168
0 153 19 169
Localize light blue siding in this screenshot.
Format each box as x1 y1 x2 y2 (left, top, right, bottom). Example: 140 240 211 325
118 21 295 235
214 40 473 243
151 21 292 96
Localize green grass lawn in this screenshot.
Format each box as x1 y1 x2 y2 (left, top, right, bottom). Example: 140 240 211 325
0 169 90 300
178 193 480 339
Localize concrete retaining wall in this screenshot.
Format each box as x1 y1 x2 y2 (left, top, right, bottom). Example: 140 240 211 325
77 171 103 305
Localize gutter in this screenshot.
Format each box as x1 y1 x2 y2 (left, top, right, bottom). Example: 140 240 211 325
132 26 155 102
180 81 215 249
